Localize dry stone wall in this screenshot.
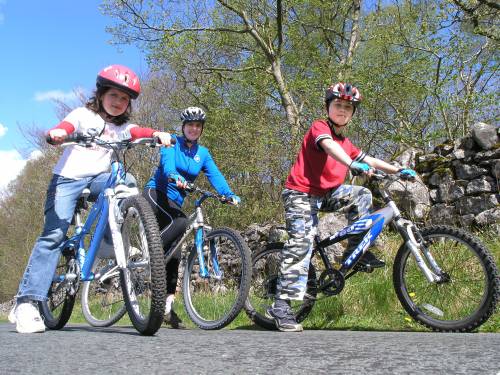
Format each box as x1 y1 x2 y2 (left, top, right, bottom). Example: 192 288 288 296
415 122 499 228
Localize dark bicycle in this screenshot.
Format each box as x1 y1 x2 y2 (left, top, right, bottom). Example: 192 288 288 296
244 171 499 332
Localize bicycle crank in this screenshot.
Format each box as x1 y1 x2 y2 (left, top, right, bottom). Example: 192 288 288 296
318 269 345 296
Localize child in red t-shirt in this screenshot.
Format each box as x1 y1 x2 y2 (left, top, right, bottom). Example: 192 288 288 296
267 82 416 332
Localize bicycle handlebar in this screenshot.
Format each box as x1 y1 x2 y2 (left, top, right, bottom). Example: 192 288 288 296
168 179 234 205
46 133 176 148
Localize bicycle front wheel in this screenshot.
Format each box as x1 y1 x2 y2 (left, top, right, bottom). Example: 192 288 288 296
183 227 252 330
38 251 76 330
393 225 499 332
81 257 126 327
119 196 166 335
244 244 317 330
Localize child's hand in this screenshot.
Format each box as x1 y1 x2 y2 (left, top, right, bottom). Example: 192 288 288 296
227 195 241 206
349 161 372 176
153 132 175 147
169 173 188 189
47 129 68 145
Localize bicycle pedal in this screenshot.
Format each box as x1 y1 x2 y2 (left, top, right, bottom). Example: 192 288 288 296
353 264 374 273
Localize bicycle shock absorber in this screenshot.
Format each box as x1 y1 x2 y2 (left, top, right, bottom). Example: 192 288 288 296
196 228 209 278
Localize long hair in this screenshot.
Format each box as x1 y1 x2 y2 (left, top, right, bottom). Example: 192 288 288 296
85 86 132 125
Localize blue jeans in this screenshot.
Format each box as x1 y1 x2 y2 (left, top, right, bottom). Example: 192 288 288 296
16 172 136 302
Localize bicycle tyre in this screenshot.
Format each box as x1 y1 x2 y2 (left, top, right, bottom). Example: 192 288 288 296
81 258 127 327
38 252 76 330
393 225 499 332
244 243 317 330
183 227 252 330
119 195 166 335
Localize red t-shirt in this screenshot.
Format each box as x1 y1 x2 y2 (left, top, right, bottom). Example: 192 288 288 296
285 119 361 196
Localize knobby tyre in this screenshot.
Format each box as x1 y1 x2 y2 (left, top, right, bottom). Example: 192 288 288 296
183 227 252 329
81 257 126 327
119 195 166 335
38 252 76 330
244 243 317 330
393 225 499 332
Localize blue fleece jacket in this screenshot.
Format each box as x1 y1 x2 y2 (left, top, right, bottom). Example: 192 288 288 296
145 135 234 207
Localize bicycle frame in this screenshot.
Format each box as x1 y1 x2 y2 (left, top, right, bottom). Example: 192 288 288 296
314 175 444 283
164 188 224 279
56 151 138 284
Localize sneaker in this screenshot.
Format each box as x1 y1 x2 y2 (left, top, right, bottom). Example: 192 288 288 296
265 301 303 332
9 301 45 333
342 249 385 269
163 309 185 329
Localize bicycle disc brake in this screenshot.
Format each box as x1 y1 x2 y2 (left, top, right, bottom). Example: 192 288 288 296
319 269 345 296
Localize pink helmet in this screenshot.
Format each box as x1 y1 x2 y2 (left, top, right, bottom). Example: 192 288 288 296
325 82 362 106
96 64 141 99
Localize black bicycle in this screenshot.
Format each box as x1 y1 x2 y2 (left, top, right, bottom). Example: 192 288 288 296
244 171 499 332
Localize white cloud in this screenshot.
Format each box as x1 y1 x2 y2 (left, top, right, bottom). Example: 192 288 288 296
0 0 5 25
0 149 42 193
0 123 7 137
34 89 79 102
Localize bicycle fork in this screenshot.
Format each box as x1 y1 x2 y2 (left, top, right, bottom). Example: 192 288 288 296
395 218 445 283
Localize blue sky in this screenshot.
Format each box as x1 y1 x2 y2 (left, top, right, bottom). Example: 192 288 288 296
0 0 147 192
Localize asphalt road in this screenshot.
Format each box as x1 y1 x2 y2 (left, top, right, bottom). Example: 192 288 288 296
0 323 498 374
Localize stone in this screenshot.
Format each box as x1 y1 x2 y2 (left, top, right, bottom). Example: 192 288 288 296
395 148 421 169
475 208 500 225
436 183 465 203
429 204 456 224
386 177 431 220
317 212 347 260
471 122 499 150
434 142 454 156
455 194 498 216
458 214 475 227
466 176 495 195
474 148 500 161
428 168 453 187
452 160 489 180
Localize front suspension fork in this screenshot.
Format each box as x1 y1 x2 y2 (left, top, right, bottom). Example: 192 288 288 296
400 221 444 283
195 228 223 279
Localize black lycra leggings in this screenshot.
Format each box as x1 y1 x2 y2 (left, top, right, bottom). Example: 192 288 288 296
143 188 188 294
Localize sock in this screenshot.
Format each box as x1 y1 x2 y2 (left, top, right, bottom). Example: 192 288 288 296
165 294 175 314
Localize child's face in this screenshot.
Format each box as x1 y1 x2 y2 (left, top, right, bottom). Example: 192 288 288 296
328 99 354 127
101 88 130 117
183 121 203 142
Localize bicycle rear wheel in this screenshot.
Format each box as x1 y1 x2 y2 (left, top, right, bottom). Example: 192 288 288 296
38 251 76 330
244 244 317 330
393 225 499 332
183 227 252 329
120 196 166 335
81 257 126 327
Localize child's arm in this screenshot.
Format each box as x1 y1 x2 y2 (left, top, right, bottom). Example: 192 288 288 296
318 138 355 167
363 156 400 174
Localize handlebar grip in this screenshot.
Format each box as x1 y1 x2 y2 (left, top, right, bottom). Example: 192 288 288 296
46 132 83 144
45 134 56 145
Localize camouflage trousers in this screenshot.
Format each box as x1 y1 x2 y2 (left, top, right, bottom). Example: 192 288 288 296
276 185 372 301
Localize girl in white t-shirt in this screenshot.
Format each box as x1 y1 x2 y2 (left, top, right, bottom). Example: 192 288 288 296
9 65 172 333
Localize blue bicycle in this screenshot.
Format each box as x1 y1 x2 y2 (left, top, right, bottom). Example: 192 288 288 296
39 133 168 335
245 171 499 332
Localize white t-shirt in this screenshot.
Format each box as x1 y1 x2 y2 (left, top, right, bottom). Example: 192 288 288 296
53 107 138 179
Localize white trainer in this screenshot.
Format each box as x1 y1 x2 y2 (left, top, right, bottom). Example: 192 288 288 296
9 301 45 333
